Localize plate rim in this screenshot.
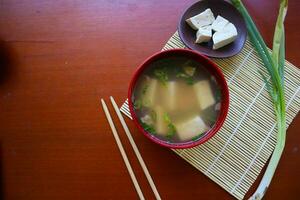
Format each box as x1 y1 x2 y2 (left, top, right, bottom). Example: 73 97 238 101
178 0 247 58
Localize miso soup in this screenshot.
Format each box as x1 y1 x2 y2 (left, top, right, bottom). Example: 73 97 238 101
132 56 222 143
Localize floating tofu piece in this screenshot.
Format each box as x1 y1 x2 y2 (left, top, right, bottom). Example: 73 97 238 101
212 22 237 50
161 80 198 112
186 8 215 30
160 81 176 111
141 77 158 108
154 106 168 136
141 114 154 126
211 15 229 32
174 115 209 141
193 80 216 110
177 81 198 111
195 25 212 43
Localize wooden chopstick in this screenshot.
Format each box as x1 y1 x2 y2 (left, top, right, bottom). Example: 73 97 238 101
101 99 145 200
110 96 162 200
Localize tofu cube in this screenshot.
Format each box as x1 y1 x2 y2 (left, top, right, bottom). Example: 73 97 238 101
160 81 176 111
195 25 212 43
154 106 168 136
186 8 215 30
212 22 238 50
193 80 216 110
141 77 158 107
174 116 209 141
211 15 229 32
160 81 197 112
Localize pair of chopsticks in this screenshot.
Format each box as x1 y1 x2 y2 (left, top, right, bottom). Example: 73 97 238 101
101 97 161 200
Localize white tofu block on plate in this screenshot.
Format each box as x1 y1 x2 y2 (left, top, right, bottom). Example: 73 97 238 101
193 80 216 110
154 106 168 136
186 8 215 30
212 22 238 50
195 25 212 43
174 115 209 141
142 77 158 107
211 15 229 32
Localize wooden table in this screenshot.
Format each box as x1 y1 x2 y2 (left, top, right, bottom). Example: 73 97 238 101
0 0 299 199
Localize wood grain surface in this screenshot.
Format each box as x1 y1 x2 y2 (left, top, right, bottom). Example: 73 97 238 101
0 0 299 199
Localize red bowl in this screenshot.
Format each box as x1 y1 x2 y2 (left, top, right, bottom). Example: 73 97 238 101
128 49 229 149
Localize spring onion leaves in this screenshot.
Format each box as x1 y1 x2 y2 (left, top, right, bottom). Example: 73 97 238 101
163 113 176 139
230 0 288 199
141 122 156 135
154 68 168 85
176 70 195 85
134 99 142 109
142 84 149 95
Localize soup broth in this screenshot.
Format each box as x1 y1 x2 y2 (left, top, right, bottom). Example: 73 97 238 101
132 56 221 143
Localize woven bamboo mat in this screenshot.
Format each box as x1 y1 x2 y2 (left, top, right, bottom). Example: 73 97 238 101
120 32 300 200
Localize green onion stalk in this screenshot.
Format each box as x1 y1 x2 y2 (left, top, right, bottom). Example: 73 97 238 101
230 0 288 199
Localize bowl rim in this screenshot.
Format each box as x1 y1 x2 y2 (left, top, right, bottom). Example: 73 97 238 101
128 49 229 149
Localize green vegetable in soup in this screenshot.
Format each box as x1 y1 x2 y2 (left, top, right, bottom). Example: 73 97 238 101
141 122 156 135
183 66 196 76
154 68 168 85
166 123 176 139
191 133 205 141
176 72 189 78
163 112 171 124
185 77 195 85
214 88 221 102
142 84 149 95
163 113 176 139
150 109 157 122
142 99 151 107
176 68 195 85
134 99 142 109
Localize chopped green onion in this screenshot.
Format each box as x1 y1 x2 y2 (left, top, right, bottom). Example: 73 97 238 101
140 122 156 135
142 99 151 107
185 77 195 85
191 133 205 141
142 84 149 94
214 88 222 102
166 124 176 139
154 68 168 85
176 72 189 78
176 71 195 85
150 109 157 122
163 112 171 124
133 99 142 109
163 113 176 139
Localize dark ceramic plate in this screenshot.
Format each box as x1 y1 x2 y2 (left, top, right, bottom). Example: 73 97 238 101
178 0 247 58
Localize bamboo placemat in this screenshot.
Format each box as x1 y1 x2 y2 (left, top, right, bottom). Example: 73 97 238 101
120 32 300 200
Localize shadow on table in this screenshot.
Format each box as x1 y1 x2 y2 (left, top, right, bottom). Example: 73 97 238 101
0 40 17 85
